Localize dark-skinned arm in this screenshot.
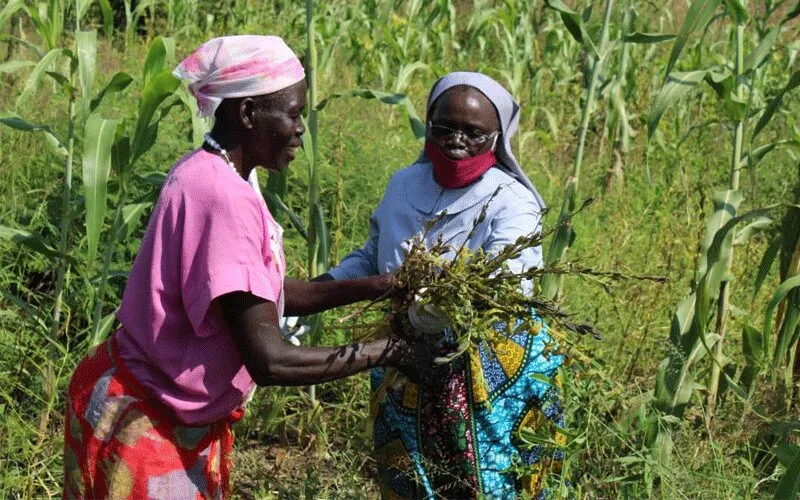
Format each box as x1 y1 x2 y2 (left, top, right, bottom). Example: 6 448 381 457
282 273 393 316
218 291 428 386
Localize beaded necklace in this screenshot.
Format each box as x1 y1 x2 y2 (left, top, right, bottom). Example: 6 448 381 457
203 133 237 174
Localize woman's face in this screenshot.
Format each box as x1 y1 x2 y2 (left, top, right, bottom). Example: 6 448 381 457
244 80 307 172
427 86 500 160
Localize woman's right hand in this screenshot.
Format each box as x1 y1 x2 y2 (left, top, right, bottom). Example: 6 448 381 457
383 336 438 387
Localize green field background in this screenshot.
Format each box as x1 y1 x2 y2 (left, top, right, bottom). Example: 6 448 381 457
1 0 799 497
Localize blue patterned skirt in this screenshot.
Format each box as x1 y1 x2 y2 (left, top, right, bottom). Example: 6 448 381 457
371 314 566 499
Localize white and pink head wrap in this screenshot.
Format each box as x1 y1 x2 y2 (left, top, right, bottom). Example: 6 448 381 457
173 35 305 117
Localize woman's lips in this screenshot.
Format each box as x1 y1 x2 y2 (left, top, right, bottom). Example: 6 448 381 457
444 147 469 159
286 142 302 158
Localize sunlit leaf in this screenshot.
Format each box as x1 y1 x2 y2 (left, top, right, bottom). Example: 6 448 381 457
15 48 70 109
648 70 706 140
0 0 24 31
83 114 120 268
0 60 35 74
117 202 150 241
744 25 780 72
665 0 721 78
77 30 97 116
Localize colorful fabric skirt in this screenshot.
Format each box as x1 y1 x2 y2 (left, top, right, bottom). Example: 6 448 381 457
371 315 565 499
63 334 242 499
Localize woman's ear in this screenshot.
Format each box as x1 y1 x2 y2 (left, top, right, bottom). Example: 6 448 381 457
239 97 256 130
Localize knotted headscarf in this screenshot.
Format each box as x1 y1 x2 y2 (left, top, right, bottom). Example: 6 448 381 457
173 35 305 117
417 71 546 209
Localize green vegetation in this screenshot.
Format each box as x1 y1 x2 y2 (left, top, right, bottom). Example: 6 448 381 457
1 0 799 497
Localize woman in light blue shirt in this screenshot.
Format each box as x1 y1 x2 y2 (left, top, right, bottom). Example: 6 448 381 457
326 72 565 498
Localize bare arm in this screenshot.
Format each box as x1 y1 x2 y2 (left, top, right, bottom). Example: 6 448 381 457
219 291 427 386
282 274 393 316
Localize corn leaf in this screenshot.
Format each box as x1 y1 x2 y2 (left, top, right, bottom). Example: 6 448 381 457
754 237 781 299
77 30 97 116
623 32 676 44
0 60 35 74
733 216 772 245
665 0 721 79
0 225 75 264
648 70 706 140
0 0 24 31
311 202 330 274
265 192 308 240
545 0 598 58
394 61 427 93
90 310 119 347
722 0 748 23
752 71 800 142
142 36 175 87
700 195 775 296
76 0 94 23
132 70 180 163
15 48 70 109
540 177 578 300
774 443 800 499
90 71 134 113
83 114 120 268
175 84 210 147
0 112 67 157
741 140 800 170
318 89 425 140
744 25 780 73
117 202 151 241
98 0 113 37
741 323 765 393
765 275 800 369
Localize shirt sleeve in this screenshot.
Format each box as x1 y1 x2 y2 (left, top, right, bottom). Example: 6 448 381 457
328 209 380 280
180 181 281 334
484 186 544 275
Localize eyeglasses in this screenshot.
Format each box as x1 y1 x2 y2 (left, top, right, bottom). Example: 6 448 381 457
427 121 499 147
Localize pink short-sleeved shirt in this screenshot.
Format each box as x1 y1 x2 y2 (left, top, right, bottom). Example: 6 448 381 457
116 149 285 425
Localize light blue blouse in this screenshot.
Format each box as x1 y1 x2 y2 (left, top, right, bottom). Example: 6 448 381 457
328 161 544 280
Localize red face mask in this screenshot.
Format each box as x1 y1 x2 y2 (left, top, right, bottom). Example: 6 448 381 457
425 141 497 189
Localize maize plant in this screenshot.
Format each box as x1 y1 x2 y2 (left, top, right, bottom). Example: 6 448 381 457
540 0 674 300
649 0 800 428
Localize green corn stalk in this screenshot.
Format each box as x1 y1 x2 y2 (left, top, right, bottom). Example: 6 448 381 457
540 0 615 301
0 1 108 492
648 0 799 428
304 0 328 404
706 0 746 424
89 37 181 347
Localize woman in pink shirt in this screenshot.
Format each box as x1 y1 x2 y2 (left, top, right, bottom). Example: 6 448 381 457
62 36 435 499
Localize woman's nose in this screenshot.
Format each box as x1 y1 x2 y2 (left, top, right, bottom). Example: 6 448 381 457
444 130 467 146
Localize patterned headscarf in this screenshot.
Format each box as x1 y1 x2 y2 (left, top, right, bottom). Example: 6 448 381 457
173 35 305 117
418 71 545 209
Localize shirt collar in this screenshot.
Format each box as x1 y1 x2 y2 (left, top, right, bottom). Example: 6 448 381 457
404 162 515 215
